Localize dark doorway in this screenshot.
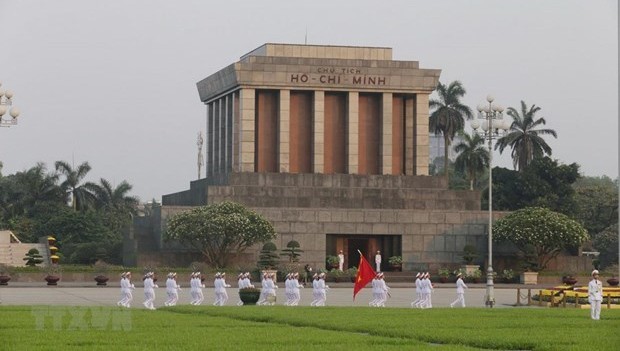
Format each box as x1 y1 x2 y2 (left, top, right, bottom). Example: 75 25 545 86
326 234 402 271
347 238 369 269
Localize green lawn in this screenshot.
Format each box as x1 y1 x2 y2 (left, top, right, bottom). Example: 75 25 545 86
1 305 618 350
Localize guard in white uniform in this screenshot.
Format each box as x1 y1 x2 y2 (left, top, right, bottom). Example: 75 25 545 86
588 269 603 320
194 272 205 305
219 272 231 305
376 273 390 307
292 272 303 306
257 273 268 305
310 274 319 306
338 250 345 271
375 251 382 272
164 272 181 306
315 273 329 306
143 272 158 310
411 272 422 307
369 274 379 307
236 273 246 306
450 273 468 308
118 272 135 308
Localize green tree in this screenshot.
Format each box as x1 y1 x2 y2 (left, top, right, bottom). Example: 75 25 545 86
165 201 276 268
573 176 618 238
495 101 557 172
592 223 619 269
23 248 44 266
429 80 473 182
84 178 139 234
55 161 94 211
493 207 589 271
489 157 579 215
453 132 489 190
280 240 304 263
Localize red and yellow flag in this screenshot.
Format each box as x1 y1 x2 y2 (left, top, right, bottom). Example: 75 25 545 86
353 251 376 300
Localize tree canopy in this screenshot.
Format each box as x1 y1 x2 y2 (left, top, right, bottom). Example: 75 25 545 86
165 201 276 268
493 207 589 271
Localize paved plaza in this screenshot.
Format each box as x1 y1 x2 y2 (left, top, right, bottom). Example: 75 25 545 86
0 284 527 309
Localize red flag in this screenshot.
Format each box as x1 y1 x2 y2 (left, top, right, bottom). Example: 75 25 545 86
353 251 376 300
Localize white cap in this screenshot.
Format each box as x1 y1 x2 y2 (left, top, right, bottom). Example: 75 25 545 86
592 270 600 276
415 272 421 278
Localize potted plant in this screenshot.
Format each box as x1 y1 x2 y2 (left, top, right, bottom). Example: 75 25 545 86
0 263 11 285
45 264 61 286
258 242 279 279
239 287 262 305
500 269 516 283
93 260 109 286
561 272 577 286
438 267 450 283
326 255 339 270
466 269 482 283
347 267 358 283
388 256 403 271
461 245 480 275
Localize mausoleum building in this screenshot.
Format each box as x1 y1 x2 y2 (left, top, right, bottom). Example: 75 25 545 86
127 44 503 271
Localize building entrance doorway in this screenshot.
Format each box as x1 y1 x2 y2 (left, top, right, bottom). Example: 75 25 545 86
326 234 401 271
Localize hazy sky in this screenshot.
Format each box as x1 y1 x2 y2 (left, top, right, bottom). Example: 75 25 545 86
1 0 617 202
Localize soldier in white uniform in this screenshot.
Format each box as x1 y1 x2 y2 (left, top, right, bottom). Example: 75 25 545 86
284 273 293 306
194 272 205 305
450 272 468 308
310 273 319 306
219 273 231 305
213 272 222 305
588 269 603 320
143 272 158 310
189 272 198 305
236 273 246 306
117 272 128 307
338 250 345 271
315 273 329 306
292 272 303 306
118 272 135 308
369 274 379 307
375 251 382 272
164 272 181 306
411 272 422 307
257 273 268 305
378 273 390 307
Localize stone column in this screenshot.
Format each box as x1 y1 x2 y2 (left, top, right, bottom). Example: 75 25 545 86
239 88 256 172
347 92 359 174
382 93 393 175
405 97 415 175
279 89 290 173
415 93 430 175
314 90 325 173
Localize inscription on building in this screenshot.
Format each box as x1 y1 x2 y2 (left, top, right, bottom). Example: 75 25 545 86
289 67 387 86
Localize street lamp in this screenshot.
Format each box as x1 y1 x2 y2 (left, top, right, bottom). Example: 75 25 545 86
470 94 510 308
0 82 21 127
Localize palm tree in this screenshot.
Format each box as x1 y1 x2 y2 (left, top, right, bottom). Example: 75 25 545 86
84 178 139 235
494 101 557 172
453 132 489 190
54 161 93 211
85 178 139 212
429 81 473 182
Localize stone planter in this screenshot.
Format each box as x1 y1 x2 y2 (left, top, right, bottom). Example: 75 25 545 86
0 275 11 285
607 277 619 287
94 275 109 286
562 276 577 286
390 264 402 272
462 265 480 276
520 272 538 285
45 275 60 286
239 288 261 305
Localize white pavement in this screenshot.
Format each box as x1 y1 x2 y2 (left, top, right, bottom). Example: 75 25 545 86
0 285 525 308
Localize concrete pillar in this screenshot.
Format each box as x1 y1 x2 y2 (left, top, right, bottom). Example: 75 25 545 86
348 92 359 174
382 93 393 175
405 97 415 175
239 88 256 172
279 89 290 173
415 93 430 175
314 91 325 173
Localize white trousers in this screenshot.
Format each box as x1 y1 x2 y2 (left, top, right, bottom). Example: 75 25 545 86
450 293 466 308
590 300 601 320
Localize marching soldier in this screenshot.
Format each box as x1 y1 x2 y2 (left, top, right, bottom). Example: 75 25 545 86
310 273 320 306
450 272 468 308
315 272 329 306
292 272 303 306
143 272 158 310
164 272 181 306
411 272 422 307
